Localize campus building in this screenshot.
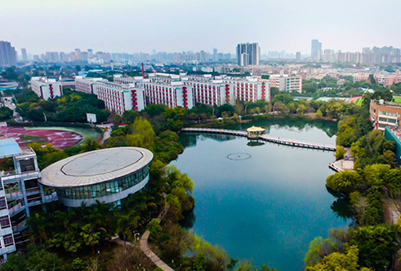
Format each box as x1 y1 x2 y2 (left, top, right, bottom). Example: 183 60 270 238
75 72 270 114
224 77 270 103
0 138 58 261
269 75 303 93
140 73 194 109
370 99 401 131
40 147 153 208
30 77 63 100
74 77 107 94
94 81 145 115
185 74 235 106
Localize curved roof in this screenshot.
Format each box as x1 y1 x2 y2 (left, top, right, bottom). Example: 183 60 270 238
40 147 153 188
246 126 265 132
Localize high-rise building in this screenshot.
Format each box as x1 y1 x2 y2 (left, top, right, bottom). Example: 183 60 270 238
311 39 322 60
0 41 17 67
296 52 301 61
87 49 93 58
236 43 260 66
21 48 27 62
74 48 82 61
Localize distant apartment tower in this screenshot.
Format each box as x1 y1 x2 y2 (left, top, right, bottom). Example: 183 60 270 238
30 77 63 100
21 49 27 62
311 39 322 61
237 43 260 66
0 41 17 67
296 52 301 61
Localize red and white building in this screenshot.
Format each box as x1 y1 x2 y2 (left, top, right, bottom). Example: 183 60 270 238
94 81 145 115
75 77 107 94
30 77 63 100
185 75 235 106
74 73 271 115
223 77 270 103
140 73 193 109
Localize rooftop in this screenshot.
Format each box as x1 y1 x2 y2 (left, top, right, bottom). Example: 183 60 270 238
40 147 153 188
0 138 22 159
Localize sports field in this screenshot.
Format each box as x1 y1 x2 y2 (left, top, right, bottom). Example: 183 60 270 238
0 126 102 149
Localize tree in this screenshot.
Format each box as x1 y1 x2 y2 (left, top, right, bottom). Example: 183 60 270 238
335 146 346 160
349 225 400 271
146 218 162 239
306 245 370 271
326 171 360 194
305 237 338 267
1 243 64 271
117 211 140 250
80 224 101 255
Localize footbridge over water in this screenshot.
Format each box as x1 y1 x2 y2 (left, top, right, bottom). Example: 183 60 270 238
181 127 336 152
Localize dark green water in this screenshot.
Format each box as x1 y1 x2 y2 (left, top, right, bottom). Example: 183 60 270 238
172 119 350 271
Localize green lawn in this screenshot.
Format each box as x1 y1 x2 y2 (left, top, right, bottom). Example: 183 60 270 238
393 96 401 103
20 135 45 141
355 98 363 106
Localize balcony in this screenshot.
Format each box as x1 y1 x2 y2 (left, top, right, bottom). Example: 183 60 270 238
2 171 40 182
9 202 25 216
12 220 27 233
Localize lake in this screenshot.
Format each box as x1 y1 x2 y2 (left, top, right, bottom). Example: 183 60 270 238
172 119 350 271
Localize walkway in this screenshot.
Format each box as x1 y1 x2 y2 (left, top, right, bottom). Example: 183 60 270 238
181 127 336 151
328 159 354 172
139 202 174 271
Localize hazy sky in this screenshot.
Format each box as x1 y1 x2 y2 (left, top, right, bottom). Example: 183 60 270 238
1 0 400 55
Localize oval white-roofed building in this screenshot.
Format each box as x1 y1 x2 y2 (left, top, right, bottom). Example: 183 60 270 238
40 147 153 207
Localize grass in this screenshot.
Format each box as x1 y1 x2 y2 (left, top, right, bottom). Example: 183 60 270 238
25 126 102 145
355 98 363 106
393 96 401 103
20 135 45 141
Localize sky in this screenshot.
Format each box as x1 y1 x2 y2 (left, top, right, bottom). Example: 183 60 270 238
1 0 401 56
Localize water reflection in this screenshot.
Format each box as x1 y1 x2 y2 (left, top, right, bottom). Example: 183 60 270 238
173 119 347 271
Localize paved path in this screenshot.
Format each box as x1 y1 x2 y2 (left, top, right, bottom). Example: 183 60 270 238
139 203 174 271
96 124 113 143
328 159 354 172
113 200 174 271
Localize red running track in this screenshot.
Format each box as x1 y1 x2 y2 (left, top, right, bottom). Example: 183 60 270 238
0 127 83 149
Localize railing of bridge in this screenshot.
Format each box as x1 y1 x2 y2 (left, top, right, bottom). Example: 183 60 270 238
181 128 335 151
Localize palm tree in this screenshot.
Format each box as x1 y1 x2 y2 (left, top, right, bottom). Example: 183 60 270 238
116 211 140 251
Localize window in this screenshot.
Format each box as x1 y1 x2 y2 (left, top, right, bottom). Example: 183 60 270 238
0 216 10 229
3 234 14 247
0 198 6 210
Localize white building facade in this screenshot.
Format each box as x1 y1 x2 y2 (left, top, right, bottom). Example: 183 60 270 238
94 81 145 115
30 77 63 100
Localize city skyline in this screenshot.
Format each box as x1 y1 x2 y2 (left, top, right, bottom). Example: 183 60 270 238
1 0 401 55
